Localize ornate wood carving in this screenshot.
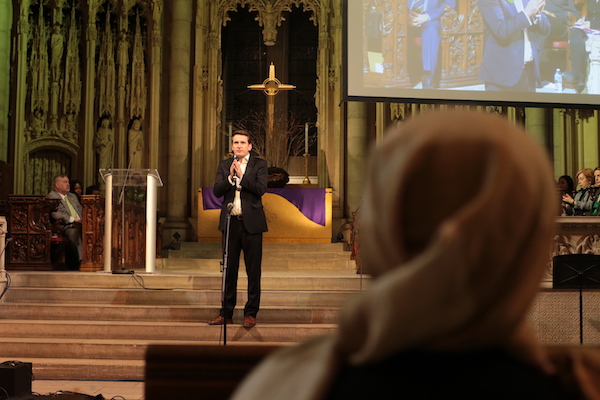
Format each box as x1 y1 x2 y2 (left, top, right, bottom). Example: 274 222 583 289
79 194 161 272
367 0 483 89
5 195 56 271
4 194 161 272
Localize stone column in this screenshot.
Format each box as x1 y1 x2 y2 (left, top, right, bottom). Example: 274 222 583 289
579 110 599 169
13 0 30 193
83 6 99 188
164 0 192 242
0 0 12 162
552 108 571 176
346 101 368 219
524 107 547 147
149 0 163 170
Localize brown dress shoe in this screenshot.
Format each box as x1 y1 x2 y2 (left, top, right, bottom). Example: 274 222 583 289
242 315 256 327
207 316 233 325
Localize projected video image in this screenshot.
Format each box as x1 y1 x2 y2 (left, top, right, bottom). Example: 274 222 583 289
346 0 600 106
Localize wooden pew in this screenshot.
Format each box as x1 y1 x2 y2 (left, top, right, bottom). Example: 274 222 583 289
1 195 162 272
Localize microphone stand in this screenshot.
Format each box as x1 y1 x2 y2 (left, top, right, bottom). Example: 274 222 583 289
221 201 234 345
113 152 135 274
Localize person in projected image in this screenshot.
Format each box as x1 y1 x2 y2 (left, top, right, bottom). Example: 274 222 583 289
562 168 597 215
539 0 584 90
479 0 550 92
561 0 600 91
408 0 456 89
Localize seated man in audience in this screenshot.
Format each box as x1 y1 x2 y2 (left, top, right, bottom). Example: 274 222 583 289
47 174 83 270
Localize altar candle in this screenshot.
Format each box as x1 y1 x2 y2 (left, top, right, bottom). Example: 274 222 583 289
304 123 309 154
228 122 233 148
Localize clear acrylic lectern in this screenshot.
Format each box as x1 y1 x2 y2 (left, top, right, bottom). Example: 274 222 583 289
99 169 163 273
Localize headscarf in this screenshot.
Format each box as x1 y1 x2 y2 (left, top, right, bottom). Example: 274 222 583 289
231 110 599 400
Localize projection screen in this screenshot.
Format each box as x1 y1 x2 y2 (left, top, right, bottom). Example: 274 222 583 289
344 0 600 107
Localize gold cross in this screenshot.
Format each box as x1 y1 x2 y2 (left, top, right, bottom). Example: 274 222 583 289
248 63 295 96
247 63 295 160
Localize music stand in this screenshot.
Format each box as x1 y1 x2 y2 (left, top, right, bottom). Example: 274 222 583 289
553 254 600 344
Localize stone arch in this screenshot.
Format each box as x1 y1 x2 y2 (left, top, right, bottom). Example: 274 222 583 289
24 139 79 194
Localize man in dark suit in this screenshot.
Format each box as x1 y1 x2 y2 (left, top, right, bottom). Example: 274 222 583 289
479 0 550 91
46 174 83 270
409 0 456 89
208 132 268 328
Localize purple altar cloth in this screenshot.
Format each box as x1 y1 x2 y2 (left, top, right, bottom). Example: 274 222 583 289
201 188 326 226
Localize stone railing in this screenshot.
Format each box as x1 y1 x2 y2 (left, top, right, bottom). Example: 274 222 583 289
350 216 600 276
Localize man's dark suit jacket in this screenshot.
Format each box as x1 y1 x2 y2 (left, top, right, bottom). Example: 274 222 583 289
478 0 550 87
213 156 268 234
545 0 580 24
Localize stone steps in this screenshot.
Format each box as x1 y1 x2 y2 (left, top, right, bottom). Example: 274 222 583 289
159 257 355 270
3 288 354 307
8 272 365 291
0 257 366 380
0 303 343 323
165 242 355 270
0 321 336 343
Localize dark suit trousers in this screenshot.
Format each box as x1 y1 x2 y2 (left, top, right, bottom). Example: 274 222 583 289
485 62 535 92
569 28 588 82
221 216 263 319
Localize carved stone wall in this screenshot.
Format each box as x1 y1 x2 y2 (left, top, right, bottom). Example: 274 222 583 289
364 0 483 89
11 0 162 194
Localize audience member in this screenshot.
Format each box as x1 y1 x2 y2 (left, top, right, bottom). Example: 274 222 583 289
46 174 82 270
70 180 83 200
85 184 100 195
557 174 575 215
562 168 596 215
231 110 600 400
592 167 600 215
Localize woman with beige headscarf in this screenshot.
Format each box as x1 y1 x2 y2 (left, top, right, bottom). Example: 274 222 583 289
231 110 600 400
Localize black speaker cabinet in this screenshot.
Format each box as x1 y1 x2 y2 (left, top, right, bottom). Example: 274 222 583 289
0 361 32 399
553 254 600 289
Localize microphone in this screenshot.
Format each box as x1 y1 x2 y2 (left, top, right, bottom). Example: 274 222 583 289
232 156 241 190
227 202 234 212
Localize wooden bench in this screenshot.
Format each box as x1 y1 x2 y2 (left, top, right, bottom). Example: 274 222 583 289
1 195 162 272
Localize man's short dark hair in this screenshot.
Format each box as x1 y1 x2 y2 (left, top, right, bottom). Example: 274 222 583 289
233 131 251 144
53 174 69 183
